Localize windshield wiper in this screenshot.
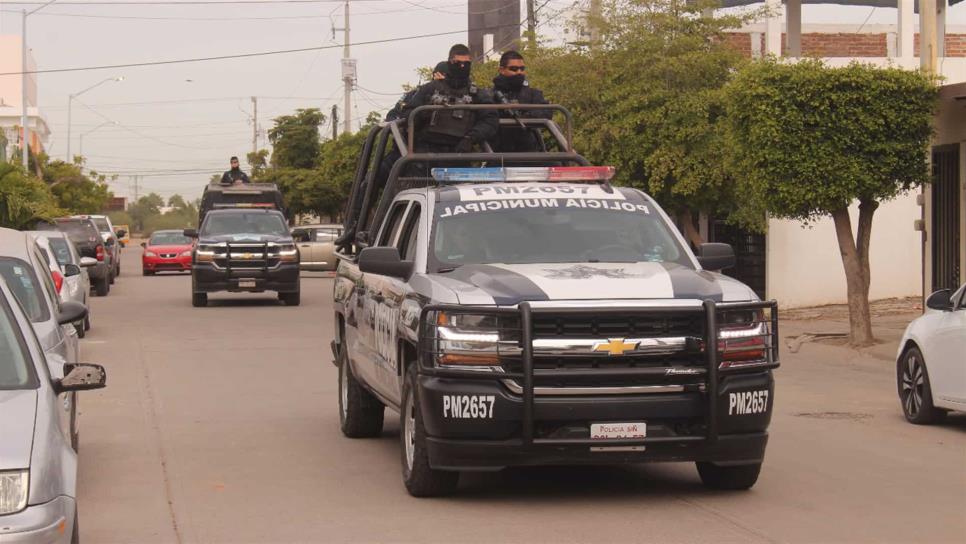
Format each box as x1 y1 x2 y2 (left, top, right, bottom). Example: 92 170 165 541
436 266 462 273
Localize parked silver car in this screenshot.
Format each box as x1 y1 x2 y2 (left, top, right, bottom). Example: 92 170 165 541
29 231 97 338
0 276 105 543
0 228 82 448
291 224 342 271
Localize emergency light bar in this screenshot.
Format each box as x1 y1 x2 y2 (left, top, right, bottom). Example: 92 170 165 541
431 166 615 184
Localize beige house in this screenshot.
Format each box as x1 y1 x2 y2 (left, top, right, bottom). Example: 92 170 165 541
0 35 50 160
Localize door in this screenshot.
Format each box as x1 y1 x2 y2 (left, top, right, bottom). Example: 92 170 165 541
315 227 342 270
930 284 966 405
292 228 316 264
355 202 410 394
932 145 961 292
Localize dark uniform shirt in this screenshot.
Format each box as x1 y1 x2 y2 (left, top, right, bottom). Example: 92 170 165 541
404 79 498 151
491 77 551 153
220 169 251 184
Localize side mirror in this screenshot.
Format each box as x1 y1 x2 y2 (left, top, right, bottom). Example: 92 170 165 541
183 228 198 238
116 229 127 238
79 257 97 268
696 243 736 271
57 301 88 326
63 263 82 277
105 238 115 247
54 363 106 394
926 289 952 311
358 247 413 279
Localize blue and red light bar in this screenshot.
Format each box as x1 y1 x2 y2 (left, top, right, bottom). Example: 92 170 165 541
431 166 615 184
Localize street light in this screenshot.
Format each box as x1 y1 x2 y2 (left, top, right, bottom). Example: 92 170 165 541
21 0 60 169
78 121 117 160
67 77 123 161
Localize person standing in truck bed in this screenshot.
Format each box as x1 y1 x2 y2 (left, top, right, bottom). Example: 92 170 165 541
220 156 251 184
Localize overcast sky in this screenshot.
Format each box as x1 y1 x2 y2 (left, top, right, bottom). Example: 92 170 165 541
0 0 962 202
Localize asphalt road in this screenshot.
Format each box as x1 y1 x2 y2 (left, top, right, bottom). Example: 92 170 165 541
74 250 966 543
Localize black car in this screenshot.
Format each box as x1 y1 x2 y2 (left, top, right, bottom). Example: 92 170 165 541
52 217 113 296
185 209 300 307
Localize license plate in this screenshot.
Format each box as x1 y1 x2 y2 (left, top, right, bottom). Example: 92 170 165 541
590 422 646 440
238 279 256 288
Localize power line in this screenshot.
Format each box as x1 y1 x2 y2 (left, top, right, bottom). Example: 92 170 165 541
3 1 387 5
0 27 516 76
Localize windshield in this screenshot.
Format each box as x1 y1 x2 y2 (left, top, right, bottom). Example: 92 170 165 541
55 219 100 244
431 186 690 269
201 213 288 237
0 295 36 389
92 217 111 233
149 232 191 246
48 238 74 266
0 258 49 322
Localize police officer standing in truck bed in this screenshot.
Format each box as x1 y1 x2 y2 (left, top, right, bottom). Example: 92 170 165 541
490 50 551 153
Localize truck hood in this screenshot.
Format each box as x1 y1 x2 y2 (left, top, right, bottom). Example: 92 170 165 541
198 234 292 244
0 390 37 469
427 262 757 305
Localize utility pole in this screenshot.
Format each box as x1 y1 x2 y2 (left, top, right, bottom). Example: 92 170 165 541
21 10 29 169
587 0 601 46
920 0 938 73
333 0 356 135
331 105 339 140
526 0 536 48
251 96 258 156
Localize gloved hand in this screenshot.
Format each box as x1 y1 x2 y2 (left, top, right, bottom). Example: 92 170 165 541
455 136 474 153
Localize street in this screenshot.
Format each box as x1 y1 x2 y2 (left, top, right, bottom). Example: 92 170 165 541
74 250 966 544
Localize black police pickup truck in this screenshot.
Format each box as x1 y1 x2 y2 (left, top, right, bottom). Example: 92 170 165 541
185 182 300 307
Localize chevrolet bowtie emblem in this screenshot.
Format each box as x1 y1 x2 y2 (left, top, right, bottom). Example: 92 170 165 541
241 253 254 259
592 338 640 356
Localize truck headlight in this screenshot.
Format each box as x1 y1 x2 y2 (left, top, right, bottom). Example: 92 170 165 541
431 312 519 371
278 244 298 262
718 310 769 368
195 245 216 263
0 470 29 515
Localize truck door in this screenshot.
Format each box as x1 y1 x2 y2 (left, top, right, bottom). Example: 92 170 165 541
383 202 422 406
356 201 410 394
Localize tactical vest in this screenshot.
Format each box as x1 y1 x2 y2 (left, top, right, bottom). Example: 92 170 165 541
423 81 478 141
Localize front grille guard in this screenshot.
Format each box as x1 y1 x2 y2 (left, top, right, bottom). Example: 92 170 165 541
418 300 779 447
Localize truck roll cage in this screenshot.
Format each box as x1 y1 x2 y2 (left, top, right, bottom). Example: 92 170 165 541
337 104 588 256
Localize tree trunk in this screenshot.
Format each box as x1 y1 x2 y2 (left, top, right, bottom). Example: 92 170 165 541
831 204 877 347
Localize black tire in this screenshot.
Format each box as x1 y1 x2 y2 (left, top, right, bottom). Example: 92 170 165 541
338 342 384 438
696 462 761 490
84 311 91 332
192 292 208 307
280 291 301 306
75 322 86 339
70 393 80 452
898 346 946 425
400 364 459 497
94 275 110 297
109 268 115 285
71 507 79 544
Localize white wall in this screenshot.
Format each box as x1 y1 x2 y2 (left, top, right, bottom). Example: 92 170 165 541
766 193 923 308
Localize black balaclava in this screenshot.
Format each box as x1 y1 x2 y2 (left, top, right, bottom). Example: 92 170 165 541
494 73 526 92
447 60 472 88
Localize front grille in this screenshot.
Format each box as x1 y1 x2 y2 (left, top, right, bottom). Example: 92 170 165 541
159 253 178 259
211 243 281 271
532 313 703 338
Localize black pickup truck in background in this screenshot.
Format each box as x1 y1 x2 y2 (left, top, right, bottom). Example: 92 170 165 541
185 182 300 307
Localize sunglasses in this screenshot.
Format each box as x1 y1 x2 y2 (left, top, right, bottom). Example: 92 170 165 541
505 65 526 72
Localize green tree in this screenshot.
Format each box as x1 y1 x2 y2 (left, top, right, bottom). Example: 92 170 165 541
268 109 325 169
127 193 166 232
723 59 938 346
247 149 269 177
43 160 113 214
0 163 65 229
168 194 187 210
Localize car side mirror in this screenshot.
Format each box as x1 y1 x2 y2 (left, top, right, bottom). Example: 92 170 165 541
116 229 127 238
57 301 88 326
105 238 115 246
63 263 82 277
183 228 198 238
54 363 106 394
696 243 736 271
79 257 97 268
925 289 952 311
358 247 413 279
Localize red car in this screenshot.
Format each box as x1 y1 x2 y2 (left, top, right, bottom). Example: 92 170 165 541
142 230 193 275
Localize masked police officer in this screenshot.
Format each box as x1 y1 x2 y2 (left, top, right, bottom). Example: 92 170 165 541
386 61 448 123
405 44 498 153
220 156 251 184
490 50 551 153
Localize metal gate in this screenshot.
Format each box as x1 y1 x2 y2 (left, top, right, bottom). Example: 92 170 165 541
932 145 961 292
710 220 767 300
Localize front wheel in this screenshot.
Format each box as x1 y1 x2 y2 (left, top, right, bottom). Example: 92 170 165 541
400 364 459 497
696 462 761 490
898 346 946 424
192 292 208 307
71 507 79 544
338 343 384 438
279 291 300 306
